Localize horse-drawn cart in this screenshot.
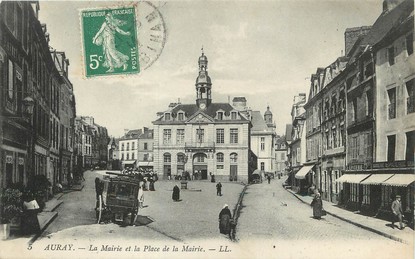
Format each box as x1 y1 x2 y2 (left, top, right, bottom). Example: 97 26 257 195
96 172 140 225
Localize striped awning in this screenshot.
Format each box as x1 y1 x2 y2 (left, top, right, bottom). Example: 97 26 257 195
382 174 415 187
295 165 314 179
360 174 394 185
336 174 370 184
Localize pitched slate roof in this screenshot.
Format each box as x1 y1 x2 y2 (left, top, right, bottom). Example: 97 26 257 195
251 111 271 132
285 124 293 141
153 102 249 124
361 0 413 47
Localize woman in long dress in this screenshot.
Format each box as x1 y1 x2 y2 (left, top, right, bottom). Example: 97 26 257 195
311 191 323 219
137 183 144 209
93 13 131 72
218 204 232 234
172 185 180 201
21 192 41 235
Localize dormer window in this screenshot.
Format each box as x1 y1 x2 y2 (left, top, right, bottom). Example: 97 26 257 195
217 112 223 120
231 112 237 120
165 113 171 121
178 112 184 121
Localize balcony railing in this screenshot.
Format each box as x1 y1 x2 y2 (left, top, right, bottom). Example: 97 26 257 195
185 141 215 149
388 104 396 119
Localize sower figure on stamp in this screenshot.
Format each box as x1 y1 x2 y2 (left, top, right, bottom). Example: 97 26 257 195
391 195 404 230
93 13 131 73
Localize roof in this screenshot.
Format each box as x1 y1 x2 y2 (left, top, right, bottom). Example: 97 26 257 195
360 0 413 47
140 129 154 139
154 103 249 124
285 124 293 141
121 129 142 140
233 97 247 102
251 111 271 132
275 135 286 145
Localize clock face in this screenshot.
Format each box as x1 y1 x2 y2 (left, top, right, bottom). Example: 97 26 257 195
199 103 206 109
137 1 167 70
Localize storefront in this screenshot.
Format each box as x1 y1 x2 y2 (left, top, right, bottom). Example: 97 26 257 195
294 164 315 194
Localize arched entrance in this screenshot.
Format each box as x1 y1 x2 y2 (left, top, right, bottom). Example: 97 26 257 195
193 153 208 180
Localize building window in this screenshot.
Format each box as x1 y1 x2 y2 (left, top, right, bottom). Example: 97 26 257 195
177 153 186 163
196 128 204 143
296 147 300 163
231 112 237 120
406 79 415 114
216 129 224 144
132 142 135 150
121 154 124 160
178 112 184 121
406 131 415 162
196 155 205 163
217 112 223 120
176 129 185 144
143 153 149 161
163 129 171 144
387 135 396 162
217 153 224 163
230 128 238 144
388 46 395 65
332 129 337 148
406 33 413 56
260 162 265 171
387 88 396 119
352 98 358 122
131 153 135 160
126 153 129 160
127 143 130 151
230 153 238 163
281 153 285 160
366 90 373 116
260 137 265 151
121 143 124 151
164 113 171 121
144 143 148 150
163 153 171 163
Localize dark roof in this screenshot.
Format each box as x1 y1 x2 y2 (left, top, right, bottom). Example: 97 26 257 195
285 124 293 141
275 135 286 145
360 0 413 47
121 129 142 139
140 129 154 139
233 97 247 102
154 103 249 123
251 111 271 132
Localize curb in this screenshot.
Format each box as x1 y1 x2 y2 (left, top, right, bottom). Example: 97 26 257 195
284 187 408 244
28 212 58 245
233 184 249 241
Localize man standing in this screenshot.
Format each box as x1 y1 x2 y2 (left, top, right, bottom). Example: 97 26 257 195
267 174 271 184
391 195 404 230
216 181 222 196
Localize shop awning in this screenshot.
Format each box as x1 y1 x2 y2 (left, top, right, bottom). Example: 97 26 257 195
382 174 415 187
138 161 154 167
295 165 315 179
360 174 394 185
336 174 370 184
122 160 136 165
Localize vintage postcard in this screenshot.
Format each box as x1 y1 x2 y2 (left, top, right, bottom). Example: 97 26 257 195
0 0 414 259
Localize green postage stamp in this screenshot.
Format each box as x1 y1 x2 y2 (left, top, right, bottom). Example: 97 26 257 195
80 6 139 77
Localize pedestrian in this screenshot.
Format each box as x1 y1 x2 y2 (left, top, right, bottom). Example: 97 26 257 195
391 195 404 230
211 172 216 183
137 183 144 209
310 191 323 219
216 181 222 196
149 178 155 191
218 204 232 235
21 192 41 235
267 174 271 184
172 184 180 201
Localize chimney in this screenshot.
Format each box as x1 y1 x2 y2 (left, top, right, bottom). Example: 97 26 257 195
383 0 404 13
344 26 372 57
232 97 247 111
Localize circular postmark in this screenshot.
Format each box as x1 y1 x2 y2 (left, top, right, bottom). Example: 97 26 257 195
136 1 167 70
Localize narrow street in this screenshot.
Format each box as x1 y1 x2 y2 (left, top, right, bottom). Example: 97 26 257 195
235 177 411 258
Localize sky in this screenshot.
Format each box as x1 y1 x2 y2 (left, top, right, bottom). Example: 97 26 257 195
38 0 383 137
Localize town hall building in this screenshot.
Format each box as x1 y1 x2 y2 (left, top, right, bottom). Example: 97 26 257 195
152 50 256 182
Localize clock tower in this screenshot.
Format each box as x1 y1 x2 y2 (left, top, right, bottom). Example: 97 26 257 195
195 48 212 110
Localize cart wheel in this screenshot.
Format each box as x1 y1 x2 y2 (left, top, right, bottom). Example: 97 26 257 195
97 195 102 224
